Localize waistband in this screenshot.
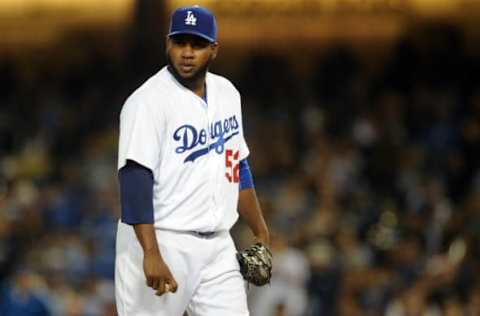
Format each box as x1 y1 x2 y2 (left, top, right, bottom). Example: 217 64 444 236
117 221 224 239
154 226 223 238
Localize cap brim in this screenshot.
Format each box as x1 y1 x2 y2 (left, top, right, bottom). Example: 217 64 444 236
168 30 215 43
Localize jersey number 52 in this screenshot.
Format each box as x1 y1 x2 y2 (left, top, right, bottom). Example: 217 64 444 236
225 149 239 183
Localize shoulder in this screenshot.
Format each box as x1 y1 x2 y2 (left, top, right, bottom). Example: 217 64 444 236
208 72 241 99
121 68 172 117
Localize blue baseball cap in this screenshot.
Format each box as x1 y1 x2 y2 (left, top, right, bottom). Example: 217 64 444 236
168 6 217 43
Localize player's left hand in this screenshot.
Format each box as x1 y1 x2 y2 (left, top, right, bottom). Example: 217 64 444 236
236 242 273 286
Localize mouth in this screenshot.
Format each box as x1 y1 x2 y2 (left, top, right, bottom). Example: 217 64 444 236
179 63 194 73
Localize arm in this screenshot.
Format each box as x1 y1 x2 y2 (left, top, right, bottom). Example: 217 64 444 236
119 160 177 295
237 159 270 246
238 188 270 246
237 183 273 287
133 224 177 295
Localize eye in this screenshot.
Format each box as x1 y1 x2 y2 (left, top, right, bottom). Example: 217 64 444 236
173 39 185 45
192 40 210 49
171 37 187 46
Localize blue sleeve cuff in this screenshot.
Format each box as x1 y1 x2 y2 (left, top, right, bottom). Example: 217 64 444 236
118 160 154 224
239 159 254 190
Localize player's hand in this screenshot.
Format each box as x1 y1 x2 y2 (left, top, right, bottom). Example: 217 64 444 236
143 250 178 296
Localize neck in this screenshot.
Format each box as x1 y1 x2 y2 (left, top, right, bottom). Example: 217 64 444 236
168 66 206 98
186 78 206 98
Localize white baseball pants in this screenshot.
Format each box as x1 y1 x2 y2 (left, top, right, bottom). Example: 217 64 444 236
115 221 249 316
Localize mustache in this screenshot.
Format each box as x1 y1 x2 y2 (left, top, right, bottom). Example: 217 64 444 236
166 53 212 83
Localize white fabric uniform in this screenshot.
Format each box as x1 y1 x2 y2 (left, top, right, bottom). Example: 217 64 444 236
116 67 250 316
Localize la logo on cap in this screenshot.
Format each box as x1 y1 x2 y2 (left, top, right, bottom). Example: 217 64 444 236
168 6 216 42
185 11 197 26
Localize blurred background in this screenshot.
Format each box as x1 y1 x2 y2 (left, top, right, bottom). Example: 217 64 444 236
1 0 480 315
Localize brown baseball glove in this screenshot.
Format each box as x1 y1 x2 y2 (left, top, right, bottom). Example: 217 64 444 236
236 243 272 286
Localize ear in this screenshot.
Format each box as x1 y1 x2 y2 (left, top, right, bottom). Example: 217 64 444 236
211 42 219 60
165 37 172 55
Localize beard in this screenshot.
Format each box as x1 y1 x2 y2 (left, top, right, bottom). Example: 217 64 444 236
167 53 212 87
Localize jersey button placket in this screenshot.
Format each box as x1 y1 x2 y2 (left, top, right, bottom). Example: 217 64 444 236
201 98 214 231
206 94 219 231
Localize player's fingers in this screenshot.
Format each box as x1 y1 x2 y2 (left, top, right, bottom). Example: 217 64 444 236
156 280 166 296
151 277 160 290
169 278 178 293
146 276 153 288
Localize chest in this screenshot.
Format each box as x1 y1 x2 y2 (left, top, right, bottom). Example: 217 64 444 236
164 92 241 163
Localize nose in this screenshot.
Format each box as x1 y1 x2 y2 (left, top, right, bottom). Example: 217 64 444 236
181 43 194 59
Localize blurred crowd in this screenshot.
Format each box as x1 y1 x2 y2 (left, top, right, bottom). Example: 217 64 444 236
1 23 480 316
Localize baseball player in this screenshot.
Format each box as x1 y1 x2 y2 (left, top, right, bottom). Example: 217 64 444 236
115 5 270 316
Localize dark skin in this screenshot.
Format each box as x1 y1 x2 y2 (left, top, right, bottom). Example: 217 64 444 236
134 33 269 297
166 34 218 98
238 188 270 246
134 224 177 296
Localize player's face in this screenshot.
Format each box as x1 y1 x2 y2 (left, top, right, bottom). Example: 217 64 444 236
166 34 218 82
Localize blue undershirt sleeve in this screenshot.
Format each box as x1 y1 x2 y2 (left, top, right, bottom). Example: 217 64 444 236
118 160 154 224
239 159 254 190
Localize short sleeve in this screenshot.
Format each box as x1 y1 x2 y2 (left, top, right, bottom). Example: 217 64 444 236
118 99 162 171
239 132 250 161
238 95 250 161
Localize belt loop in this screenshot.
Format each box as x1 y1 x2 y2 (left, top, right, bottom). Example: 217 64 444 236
192 231 216 238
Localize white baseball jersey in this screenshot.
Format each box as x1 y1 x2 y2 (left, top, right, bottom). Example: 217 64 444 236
118 66 249 233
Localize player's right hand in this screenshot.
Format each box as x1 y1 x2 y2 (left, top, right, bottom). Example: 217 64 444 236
143 251 178 296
